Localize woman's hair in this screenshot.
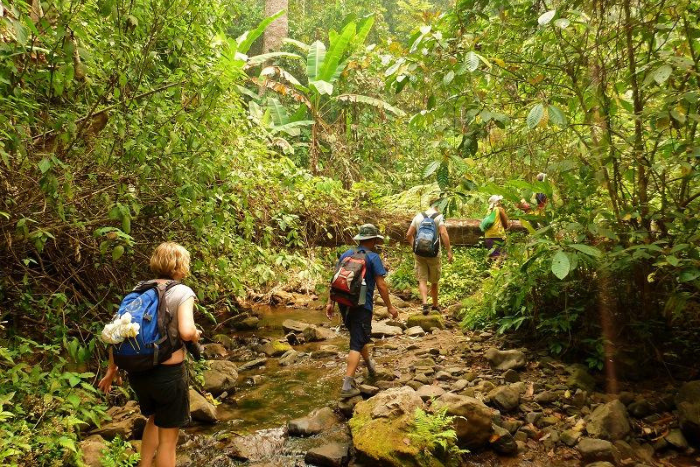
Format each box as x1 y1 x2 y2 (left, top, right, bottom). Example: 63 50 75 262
150 242 190 279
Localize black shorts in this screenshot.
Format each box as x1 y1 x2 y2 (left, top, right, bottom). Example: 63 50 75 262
128 362 190 428
340 306 372 351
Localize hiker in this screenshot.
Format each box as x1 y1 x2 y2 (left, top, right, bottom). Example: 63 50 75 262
405 199 453 315
482 195 509 259
98 242 200 467
534 172 548 216
326 224 399 398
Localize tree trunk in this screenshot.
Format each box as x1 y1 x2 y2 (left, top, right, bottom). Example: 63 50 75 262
263 0 288 53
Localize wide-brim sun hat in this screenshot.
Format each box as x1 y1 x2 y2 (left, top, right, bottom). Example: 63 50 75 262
353 223 385 241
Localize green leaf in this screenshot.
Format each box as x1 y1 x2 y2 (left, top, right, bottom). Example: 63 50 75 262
57 436 77 453
548 105 567 127
309 80 334 95
270 120 314 135
38 158 51 174
307 41 327 81
666 255 680 267
652 65 673 85
355 16 375 47
320 21 356 82
679 269 700 282
423 161 440 179
570 244 602 258
554 18 570 28
443 70 455 86
335 94 406 116
538 10 557 26
465 51 479 72
267 97 290 126
283 38 310 52
237 10 284 54
551 250 571 280
246 52 302 67
527 104 545 129
112 245 125 261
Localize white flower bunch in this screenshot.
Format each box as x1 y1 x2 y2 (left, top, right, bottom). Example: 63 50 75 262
101 312 141 344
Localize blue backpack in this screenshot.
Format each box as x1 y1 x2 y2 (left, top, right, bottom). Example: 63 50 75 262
413 212 440 257
111 280 182 373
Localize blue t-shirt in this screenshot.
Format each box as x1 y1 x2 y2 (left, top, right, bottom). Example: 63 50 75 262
338 247 387 312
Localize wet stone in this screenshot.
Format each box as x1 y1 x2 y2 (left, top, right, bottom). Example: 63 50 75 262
416 385 446 401
338 396 363 418
503 369 520 383
304 442 350 467
288 407 340 437
577 438 614 462
238 358 267 371
359 385 380 397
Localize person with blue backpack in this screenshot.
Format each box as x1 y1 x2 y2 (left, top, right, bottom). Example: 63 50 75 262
406 199 453 315
98 242 200 467
326 224 399 398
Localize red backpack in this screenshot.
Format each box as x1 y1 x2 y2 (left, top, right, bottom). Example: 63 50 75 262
330 250 367 307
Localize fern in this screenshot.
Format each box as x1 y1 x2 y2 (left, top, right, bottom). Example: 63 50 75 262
410 406 467 466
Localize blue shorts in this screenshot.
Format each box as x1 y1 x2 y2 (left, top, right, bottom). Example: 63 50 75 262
340 306 372 351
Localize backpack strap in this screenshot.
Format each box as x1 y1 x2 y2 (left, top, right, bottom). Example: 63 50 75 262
429 212 439 220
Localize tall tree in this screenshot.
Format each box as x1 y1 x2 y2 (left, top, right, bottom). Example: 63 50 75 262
262 0 288 53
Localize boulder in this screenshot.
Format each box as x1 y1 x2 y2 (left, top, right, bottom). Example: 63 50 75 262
488 385 521 412
676 380 700 444
91 401 147 440
371 321 403 338
227 427 287 462
349 387 425 467
202 360 238 395
304 442 350 467
338 395 363 418
405 326 426 337
502 369 520 383
373 306 390 320
288 407 340 437
303 325 336 342
406 313 445 332
577 438 614 462
260 340 293 357
415 385 445 401
311 345 340 359
434 393 494 449
271 290 295 305
282 319 310 333
586 400 631 441
484 348 526 371
232 316 260 331
189 389 217 423
79 435 107 467
665 429 689 450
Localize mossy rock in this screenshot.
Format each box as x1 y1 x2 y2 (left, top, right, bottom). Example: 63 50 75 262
406 313 445 332
349 387 445 467
260 340 293 357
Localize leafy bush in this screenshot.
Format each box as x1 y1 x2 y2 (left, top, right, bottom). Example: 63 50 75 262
99 437 139 467
0 339 107 466
410 406 466 466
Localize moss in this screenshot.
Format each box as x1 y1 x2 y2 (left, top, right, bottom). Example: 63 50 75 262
261 340 292 357
406 313 445 332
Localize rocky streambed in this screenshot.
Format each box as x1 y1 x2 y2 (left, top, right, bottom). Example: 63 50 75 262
81 294 700 467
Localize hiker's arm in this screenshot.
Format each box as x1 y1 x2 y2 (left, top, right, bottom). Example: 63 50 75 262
376 276 399 318
406 224 416 246
439 224 453 263
98 347 118 393
177 297 200 343
500 208 510 229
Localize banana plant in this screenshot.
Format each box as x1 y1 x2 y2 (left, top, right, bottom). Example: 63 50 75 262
250 16 405 173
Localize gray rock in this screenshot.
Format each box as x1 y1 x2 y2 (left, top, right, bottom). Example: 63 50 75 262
406 326 426 337
338 395 363 418
488 385 521 412
561 428 582 446
279 349 299 366
359 384 380 397
260 340 293 357
304 442 350 467
190 389 217 423
282 319 310 333
490 424 517 455
406 313 445 332
288 407 339 437
202 343 228 359
232 316 259 331
484 348 526 371
503 369 520 383
567 364 596 392
239 358 267 371
451 379 469 392
227 427 286 462
311 345 340 359
202 360 238 395
665 429 689 450
577 438 614 462
534 390 559 404
416 385 446 401
303 325 336 342
586 399 631 440
628 400 653 418
434 393 494 449
371 321 403 338
435 371 452 381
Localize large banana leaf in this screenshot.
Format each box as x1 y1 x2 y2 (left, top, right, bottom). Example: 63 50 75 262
270 120 314 135
237 10 284 54
283 38 310 52
267 97 289 126
260 66 303 87
309 80 334 96
355 16 375 48
307 41 327 81
245 52 302 68
335 94 406 117
320 22 356 83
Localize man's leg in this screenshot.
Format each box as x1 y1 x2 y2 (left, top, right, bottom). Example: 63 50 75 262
418 280 428 304
345 350 361 377
154 427 179 467
431 282 439 308
140 416 159 467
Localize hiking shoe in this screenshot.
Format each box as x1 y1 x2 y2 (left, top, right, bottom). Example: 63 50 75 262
340 385 361 399
367 360 377 377
422 304 430 315
431 305 441 313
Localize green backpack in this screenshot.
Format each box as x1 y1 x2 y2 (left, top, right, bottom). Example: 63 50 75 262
479 208 497 232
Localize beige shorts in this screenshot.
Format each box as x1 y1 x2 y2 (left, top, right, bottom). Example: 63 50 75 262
414 254 442 283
